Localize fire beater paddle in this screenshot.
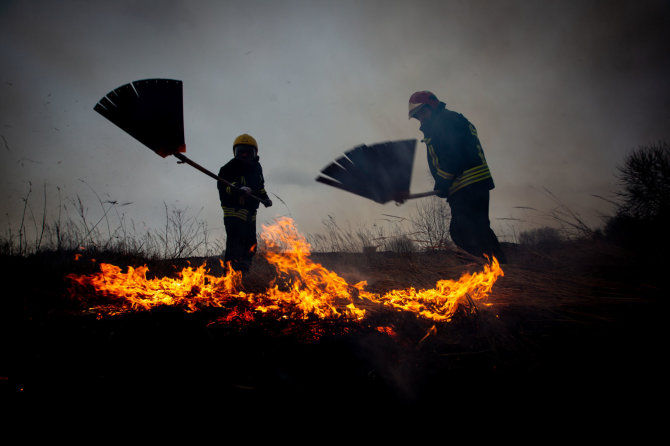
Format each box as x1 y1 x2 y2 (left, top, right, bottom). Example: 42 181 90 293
93 78 265 203
315 139 442 204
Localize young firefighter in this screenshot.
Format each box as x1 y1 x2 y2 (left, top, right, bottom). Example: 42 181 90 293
408 91 506 263
217 133 272 273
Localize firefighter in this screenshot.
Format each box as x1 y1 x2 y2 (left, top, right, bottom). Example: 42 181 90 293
218 133 272 273
408 91 506 263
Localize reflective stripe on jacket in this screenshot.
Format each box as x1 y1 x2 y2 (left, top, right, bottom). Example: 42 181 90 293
222 206 257 222
421 103 494 196
217 157 270 210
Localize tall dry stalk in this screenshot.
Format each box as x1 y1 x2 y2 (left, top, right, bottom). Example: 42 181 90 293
409 196 452 250
1 184 217 259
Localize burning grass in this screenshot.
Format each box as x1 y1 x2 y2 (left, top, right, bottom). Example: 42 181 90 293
66 217 503 324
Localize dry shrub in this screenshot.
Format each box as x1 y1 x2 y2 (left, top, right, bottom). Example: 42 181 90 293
518 226 563 248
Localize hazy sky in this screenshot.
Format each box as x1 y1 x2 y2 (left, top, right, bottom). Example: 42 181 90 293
2 0 669 246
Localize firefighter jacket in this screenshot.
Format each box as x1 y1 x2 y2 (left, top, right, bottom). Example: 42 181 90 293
420 102 494 197
217 157 270 221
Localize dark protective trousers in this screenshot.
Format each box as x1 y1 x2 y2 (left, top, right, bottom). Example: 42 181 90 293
223 217 257 273
447 186 507 263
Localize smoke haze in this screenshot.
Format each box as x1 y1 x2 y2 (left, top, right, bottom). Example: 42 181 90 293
2 0 669 246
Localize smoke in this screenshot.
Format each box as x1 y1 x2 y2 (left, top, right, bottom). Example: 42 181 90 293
2 0 669 241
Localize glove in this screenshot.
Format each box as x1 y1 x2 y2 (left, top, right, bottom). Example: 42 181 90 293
393 191 409 205
239 186 252 196
262 199 273 208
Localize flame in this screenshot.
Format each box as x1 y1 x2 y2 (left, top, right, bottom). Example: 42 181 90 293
68 261 243 316
257 217 368 320
68 217 503 323
370 257 503 322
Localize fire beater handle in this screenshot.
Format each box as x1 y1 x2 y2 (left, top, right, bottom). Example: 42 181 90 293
173 152 264 203
405 191 441 200
394 190 444 205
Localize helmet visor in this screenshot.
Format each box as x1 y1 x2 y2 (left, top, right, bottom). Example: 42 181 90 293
408 103 427 119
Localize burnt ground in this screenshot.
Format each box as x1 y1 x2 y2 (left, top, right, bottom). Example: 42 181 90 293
0 240 666 417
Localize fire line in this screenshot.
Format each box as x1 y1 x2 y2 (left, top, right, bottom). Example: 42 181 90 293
67 217 503 322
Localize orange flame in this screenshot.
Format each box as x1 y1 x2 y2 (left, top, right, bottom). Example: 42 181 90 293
68 261 243 316
257 217 368 320
68 217 503 322
371 257 503 322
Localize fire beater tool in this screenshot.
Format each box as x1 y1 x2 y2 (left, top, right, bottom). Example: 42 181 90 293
315 139 441 204
93 78 264 202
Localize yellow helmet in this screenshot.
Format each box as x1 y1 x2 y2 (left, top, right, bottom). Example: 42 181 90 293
233 133 258 153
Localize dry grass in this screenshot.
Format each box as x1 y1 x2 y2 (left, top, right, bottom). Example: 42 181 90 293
1 183 223 259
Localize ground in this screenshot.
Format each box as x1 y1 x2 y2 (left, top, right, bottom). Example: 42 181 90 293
0 238 665 416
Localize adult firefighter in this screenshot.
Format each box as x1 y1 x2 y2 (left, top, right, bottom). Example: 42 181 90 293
408 91 506 263
218 133 272 273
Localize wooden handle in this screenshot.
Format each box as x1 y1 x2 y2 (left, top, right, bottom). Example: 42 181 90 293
404 190 440 200
173 152 264 203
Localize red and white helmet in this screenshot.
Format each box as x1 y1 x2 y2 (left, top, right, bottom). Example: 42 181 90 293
408 90 439 119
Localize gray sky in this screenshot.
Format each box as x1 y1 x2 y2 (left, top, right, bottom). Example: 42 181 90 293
2 0 669 247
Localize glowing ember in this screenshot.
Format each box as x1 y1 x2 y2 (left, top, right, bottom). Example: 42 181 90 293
376 326 397 337
68 217 503 322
